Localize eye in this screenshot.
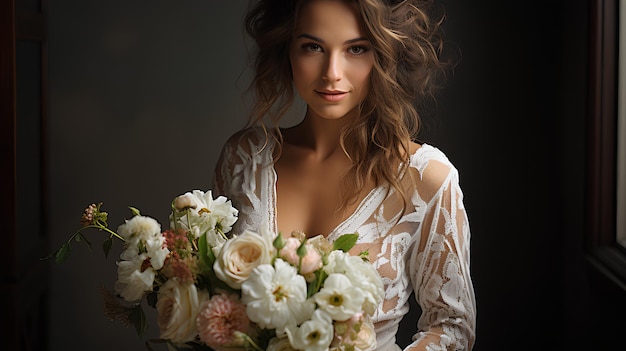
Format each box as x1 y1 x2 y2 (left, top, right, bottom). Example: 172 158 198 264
347 45 369 56
302 43 323 52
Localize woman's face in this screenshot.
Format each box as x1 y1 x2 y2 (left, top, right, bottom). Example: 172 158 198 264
289 0 375 121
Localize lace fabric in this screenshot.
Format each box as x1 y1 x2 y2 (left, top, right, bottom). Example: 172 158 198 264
213 127 476 351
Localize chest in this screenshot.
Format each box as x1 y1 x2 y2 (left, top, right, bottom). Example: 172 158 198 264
273 154 374 237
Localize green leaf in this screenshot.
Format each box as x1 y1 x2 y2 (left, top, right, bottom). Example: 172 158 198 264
307 269 327 298
332 233 358 252
129 304 148 337
55 244 72 264
197 234 236 294
102 237 113 258
146 291 158 309
198 233 215 269
129 206 141 216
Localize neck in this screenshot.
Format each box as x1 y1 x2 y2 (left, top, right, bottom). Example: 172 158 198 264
284 107 356 161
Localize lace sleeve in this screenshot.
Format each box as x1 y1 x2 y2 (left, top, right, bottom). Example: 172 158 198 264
211 127 276 235
405 159 476 351
212 128 257 199
212 139 232 197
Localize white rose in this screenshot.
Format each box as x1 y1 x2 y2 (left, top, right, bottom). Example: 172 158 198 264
156 279 209 343
214 226 275 289
114 251 155 301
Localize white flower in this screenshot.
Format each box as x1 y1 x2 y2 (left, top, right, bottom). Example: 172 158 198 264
117 215 161 247
116 215 169 271
267 336 299 351
145 235 169 270
241 259 315 335
286 309 334 351
173 193 197 210
214 225 275 289
156 278 209 343
114 251 155 301
170 190 238 243
325 251 384 316
314 273 365 321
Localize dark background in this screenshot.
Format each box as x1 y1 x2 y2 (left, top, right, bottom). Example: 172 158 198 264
3 0 626 350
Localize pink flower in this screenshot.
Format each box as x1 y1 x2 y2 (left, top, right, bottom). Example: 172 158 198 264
80 203 97 227
300 245 323 275
197 293 251 348
279 238 302 266
280 238 322 276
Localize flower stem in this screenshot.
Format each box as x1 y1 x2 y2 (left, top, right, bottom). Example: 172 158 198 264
77 224 125 242
242 335 264 351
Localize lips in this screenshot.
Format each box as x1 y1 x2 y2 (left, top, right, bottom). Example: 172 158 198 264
316 90 348 102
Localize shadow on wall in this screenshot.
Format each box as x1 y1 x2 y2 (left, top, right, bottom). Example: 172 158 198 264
46 2 255 350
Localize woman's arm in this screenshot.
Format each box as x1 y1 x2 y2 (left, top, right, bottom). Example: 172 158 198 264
405 159 476 351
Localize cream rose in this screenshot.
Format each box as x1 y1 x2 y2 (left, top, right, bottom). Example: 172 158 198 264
213 226 275 289
352 317 377 351
156 279 209 343
331 313 377 351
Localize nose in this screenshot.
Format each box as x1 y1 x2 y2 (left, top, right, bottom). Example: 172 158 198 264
322 52 343 82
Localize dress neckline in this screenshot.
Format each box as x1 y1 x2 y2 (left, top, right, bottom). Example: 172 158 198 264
264 131 430 240
270 162 386 240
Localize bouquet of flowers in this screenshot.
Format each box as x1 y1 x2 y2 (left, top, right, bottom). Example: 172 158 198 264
48 189 384 351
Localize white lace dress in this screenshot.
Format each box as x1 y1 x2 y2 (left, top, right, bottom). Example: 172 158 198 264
213 127 476 351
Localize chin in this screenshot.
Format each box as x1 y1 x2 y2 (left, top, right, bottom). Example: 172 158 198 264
309 105 359 121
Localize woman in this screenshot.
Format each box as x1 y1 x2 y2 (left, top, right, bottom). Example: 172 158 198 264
213 0 476 350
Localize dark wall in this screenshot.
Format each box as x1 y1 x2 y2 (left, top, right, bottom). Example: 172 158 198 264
432 0 626 350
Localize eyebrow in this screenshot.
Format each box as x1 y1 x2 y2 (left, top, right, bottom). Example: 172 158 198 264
296 33 369 45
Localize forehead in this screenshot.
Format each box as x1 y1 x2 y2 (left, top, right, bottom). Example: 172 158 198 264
294 0 366 38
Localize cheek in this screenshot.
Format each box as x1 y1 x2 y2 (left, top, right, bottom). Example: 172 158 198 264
291 58 318 88
351 64 374 96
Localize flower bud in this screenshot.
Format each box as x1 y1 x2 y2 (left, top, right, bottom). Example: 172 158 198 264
173 194 197 211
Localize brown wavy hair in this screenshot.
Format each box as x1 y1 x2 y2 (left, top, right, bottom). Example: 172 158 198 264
244 0 450 209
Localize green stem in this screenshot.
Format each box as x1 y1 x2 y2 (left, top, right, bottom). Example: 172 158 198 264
243 334 264 351
75 224 125 242
314 270 326 295
217 227 229 241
